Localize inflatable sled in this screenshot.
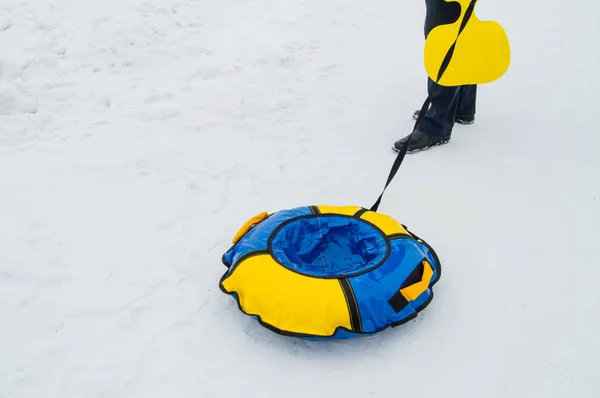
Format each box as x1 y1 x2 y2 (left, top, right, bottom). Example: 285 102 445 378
220 205 441 340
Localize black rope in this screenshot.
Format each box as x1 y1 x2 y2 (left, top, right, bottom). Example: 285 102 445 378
370 0 477 212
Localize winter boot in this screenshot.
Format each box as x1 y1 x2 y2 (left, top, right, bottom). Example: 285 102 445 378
392 129 450 153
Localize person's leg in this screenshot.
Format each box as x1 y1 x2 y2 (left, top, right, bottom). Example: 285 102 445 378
417 77 460 138
416 0 462 137
455 84 477 123
392 0 462 152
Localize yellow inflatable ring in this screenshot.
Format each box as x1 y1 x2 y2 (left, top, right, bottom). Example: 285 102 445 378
220 205 441 340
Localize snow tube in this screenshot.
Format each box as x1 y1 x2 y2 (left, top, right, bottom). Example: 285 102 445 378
219 205 441 340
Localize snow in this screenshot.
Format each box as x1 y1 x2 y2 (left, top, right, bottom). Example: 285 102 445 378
1 0 598 397
0 55 37 115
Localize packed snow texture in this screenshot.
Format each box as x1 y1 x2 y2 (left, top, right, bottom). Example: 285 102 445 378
1 0 599 397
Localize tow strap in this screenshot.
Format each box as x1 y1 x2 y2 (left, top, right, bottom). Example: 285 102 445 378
370 0 477 212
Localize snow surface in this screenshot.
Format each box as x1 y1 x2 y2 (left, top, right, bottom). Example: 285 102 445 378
1 0 599 397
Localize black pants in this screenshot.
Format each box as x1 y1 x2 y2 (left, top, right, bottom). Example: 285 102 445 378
417 0 477 138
